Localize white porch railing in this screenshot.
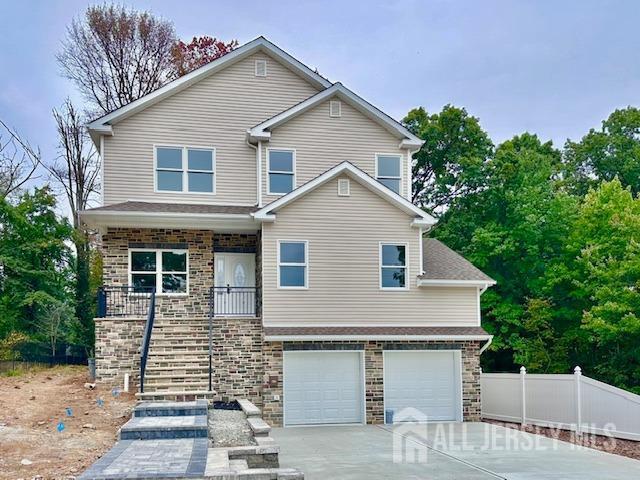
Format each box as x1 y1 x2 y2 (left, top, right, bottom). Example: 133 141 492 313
481 366 640 441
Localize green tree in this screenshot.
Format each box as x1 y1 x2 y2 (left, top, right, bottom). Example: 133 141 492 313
566 179 640 392
434 134 578 372
402 105 493 216
0 188 74 340
564 107 640 196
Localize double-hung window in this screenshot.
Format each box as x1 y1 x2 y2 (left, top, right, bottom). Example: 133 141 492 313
268 149 295 195
129 249 188 294
380 243 407 289
376 154 402 195
156 146 215 193
278 241 307 288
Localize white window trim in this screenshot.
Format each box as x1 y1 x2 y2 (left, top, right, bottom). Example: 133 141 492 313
128 248 189 296
330 99 342 117
337 178 350 196
267 148 296 196
255 59 267 77
379 242 409 291
375 153 403 196
277 239 308 289
154 145 216 195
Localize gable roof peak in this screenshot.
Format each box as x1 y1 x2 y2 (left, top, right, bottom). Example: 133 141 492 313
247 82 424 149
86 36 332 145
253 161 436 225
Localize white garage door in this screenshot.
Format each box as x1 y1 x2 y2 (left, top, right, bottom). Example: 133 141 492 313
284 351 363 426
384 351 461 422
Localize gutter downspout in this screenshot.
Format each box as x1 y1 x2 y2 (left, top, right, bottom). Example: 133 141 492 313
258 141 263 207
479 336 493 354
418 227 425 275
405 148 412 201
246 139 262 207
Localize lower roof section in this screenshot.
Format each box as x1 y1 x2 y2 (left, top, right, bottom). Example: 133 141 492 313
80 201 259 232
263 325 491 341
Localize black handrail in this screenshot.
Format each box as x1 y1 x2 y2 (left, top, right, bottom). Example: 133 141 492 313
139 288 157 394
96 286 155 317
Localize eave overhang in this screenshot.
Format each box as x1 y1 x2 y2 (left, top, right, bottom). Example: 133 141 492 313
80 209 259 233
253 161 436 226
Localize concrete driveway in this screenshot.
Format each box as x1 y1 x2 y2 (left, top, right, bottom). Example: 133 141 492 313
272 423 640 479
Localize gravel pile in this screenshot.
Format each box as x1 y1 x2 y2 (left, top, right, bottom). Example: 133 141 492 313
208 408 255 447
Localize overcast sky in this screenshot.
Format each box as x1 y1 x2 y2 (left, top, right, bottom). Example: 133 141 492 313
1 0 640 188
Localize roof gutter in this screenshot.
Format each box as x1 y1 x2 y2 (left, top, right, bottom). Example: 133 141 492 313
264 334 494 342
417 279 496 288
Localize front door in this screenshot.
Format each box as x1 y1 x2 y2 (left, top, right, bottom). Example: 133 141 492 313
214 253 256 316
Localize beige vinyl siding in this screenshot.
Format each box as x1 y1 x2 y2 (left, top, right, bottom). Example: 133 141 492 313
261 99 409 205
103 52 319 206
262 175 479 326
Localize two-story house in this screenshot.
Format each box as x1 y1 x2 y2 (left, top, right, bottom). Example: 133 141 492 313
81 37 495 427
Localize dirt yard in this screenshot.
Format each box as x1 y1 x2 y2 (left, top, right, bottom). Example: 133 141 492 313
0 365 135 479
485 419 640 461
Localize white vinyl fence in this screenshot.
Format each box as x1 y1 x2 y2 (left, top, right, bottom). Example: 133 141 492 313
481 367 640 441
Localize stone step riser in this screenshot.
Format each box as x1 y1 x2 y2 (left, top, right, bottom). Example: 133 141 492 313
147 359 209 365
151 333 210 339
145 384 210 392
145 378 209 386
148 349 208 356
136 392 217 402
146 367 210 374
153 327 210 333
146 363 210 369
134 400 208 417
149 345 209 351
119 414 208 440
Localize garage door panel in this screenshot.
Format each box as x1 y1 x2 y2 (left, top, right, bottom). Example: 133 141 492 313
384 351 460 422
284 351 363 425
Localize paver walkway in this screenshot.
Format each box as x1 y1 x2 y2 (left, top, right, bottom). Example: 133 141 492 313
79 401 209 479
79 438 208 479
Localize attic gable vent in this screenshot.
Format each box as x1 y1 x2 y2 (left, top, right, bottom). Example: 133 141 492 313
255 59 267 77
330 100 341 117
337 178 350 196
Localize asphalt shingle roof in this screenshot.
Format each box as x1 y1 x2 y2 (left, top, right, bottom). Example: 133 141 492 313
420 238 495 283
84 201 257 215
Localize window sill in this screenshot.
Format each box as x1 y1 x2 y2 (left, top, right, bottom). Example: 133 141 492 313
155 189 217 195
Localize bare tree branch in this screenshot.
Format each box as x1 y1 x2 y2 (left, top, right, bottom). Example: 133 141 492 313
57 4 177 116
0 120 41 200
46 99 99 228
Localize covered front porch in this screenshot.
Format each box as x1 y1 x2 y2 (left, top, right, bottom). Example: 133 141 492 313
97 228 261 319
81 202 265 401
82 201 264 319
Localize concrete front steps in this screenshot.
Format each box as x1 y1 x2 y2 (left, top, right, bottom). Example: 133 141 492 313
138 317 216 401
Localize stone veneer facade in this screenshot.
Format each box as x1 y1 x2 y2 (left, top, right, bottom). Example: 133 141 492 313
95 316 146 384
96 227 482 426
102 228 215 317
